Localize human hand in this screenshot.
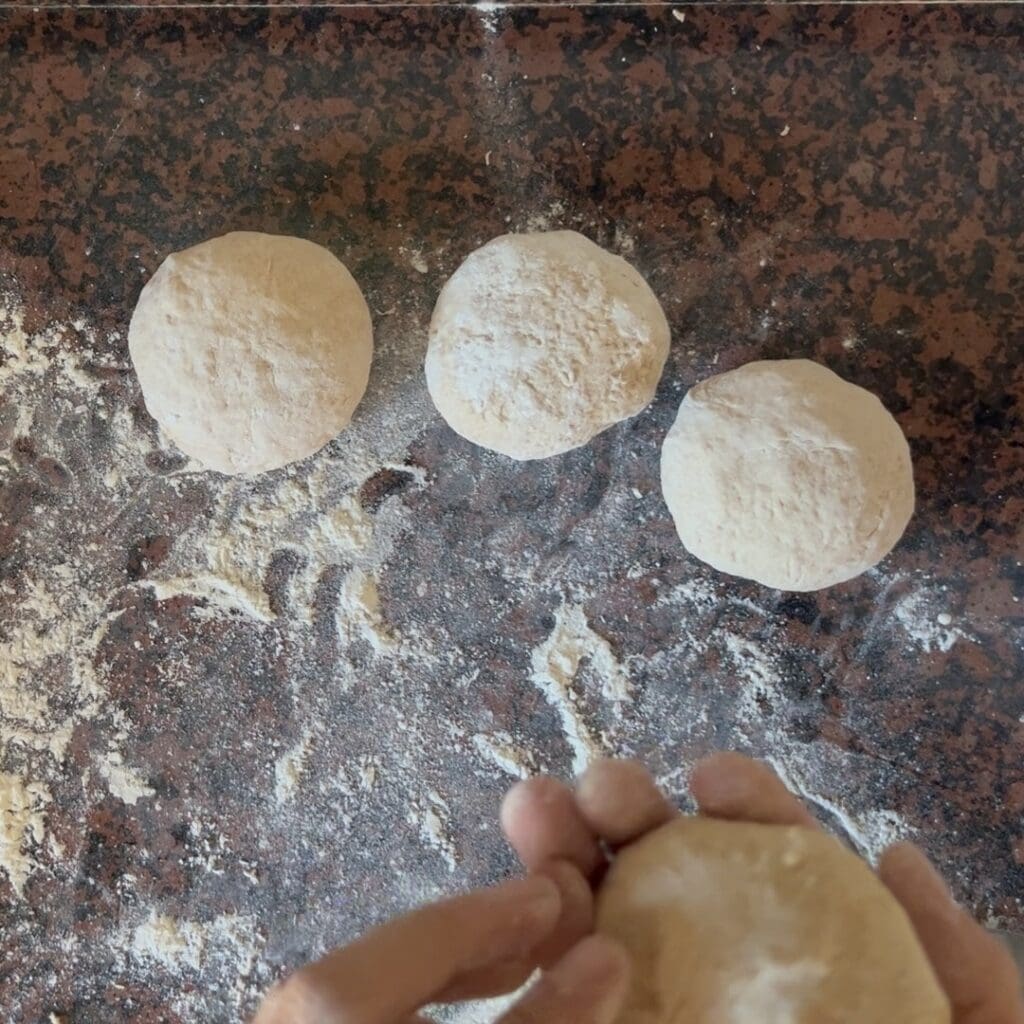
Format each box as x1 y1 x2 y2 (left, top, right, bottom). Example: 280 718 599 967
251 863 629 1024
500 753 1024 1024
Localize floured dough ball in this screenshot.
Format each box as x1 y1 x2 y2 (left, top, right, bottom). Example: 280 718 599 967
597 817 950 1024
129 231 373 475
660 359 914 590
425 231 670 460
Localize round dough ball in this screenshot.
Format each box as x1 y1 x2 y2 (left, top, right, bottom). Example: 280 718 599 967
660 359 914 590
425 230 670 460
597 817 950 1024
129 231 373 475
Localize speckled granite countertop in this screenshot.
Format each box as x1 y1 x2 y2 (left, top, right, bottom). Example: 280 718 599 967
1 6 1023 1022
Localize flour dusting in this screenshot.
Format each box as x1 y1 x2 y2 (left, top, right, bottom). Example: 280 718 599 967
892 588 969 653
97 749 155 805
410 792 458 873
529 602 631 774
0 773 51 896
274 731 314 805
131 912 207 971
472 732 535 780
2 272 1014 1023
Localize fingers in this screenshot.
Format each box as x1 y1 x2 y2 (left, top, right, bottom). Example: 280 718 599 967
532 858 596 968
690 752 819 829
502 776 604 876
576 759 676 846
253 875 562 1024
495 935 631 1024
436 860 594 1000
879 843 1024 1024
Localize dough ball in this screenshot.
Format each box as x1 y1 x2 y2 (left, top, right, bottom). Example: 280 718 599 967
129 231 373 475
597 817 950 1024
425 230 670 460
660 359 914 590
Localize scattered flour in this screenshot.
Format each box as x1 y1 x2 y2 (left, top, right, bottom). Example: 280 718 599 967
522 198 567 234
721 632 785 725
399 246 430 275
472 732 535 780
529 602 631 774
274 731 314 805
892 589 969 653
128 908 263 1016
0 283 1010 1020
96 749 155 805
766 755 913 863
0 298 161 893
338 569 397 653
0 773 51 896
131 912 206 971
410 792 458 873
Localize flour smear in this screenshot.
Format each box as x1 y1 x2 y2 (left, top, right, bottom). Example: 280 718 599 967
1 279 1013 1024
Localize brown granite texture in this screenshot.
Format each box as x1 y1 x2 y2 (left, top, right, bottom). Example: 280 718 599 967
2 5 1024 1022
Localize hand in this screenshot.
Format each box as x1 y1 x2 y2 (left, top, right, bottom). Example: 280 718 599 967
252 862 629 1024
500 753 1024 1024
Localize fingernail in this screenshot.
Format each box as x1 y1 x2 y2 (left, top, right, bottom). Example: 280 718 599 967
499 779 553 829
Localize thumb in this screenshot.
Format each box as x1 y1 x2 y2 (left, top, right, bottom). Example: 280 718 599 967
879 842 1024 1023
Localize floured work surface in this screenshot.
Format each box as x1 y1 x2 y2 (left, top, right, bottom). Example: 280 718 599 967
1 6 1022 1021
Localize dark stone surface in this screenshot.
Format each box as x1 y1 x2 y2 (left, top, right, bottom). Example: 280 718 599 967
1 6 1023 1021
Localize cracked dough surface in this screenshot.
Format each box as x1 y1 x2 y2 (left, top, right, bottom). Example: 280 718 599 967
129 231 373 475
425 230 670 461
660 359 914 591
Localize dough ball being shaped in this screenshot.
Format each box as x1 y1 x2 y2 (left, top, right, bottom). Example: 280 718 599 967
660 359 914 590
425 231 670 460
129 231 372 475
597 817 950 1024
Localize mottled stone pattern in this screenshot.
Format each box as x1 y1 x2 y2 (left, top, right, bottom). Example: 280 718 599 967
2 6 1023 1022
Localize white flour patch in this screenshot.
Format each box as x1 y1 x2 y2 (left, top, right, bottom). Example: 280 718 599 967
96 749 155 805
0 773 51 895
892 589 969 653
472 732 535 780
529 602 631 774
399 245 429 275
358 757 378 791
146 572 274 622
522 198 566 233
721 632 785 726
338 569 397 653
131 912 206 971
409 792 458 873
127 909 264 1014
274 731 314 805
766 753 913 864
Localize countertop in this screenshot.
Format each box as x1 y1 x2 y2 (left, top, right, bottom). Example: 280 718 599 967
1 5 1023 1021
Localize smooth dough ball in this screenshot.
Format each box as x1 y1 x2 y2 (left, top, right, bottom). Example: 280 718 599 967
660 359 914 590
129 231 373 475
425 230 670 460
597 817 950 1024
